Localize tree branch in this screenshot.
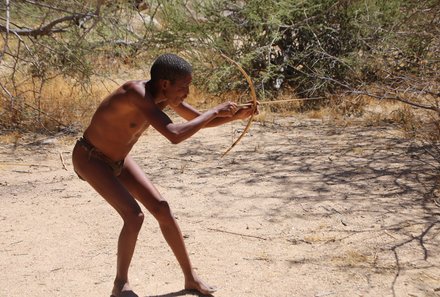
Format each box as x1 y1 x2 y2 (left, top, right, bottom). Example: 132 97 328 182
0 13 95 37
1 0 11 63
351 90 440 113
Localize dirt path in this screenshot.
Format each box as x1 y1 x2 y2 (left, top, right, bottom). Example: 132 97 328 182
1 117 439 297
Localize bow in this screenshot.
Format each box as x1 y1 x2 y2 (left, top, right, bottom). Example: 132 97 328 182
220 53 257 157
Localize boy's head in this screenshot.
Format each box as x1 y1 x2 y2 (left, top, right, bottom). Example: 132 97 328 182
150 53 192 84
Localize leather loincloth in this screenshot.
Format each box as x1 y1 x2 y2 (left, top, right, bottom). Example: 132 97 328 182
75 137 125 179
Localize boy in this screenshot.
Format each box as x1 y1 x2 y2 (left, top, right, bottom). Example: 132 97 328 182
72 53 255 296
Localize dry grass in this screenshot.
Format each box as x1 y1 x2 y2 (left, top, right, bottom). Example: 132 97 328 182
0 75 119 132
0 130 22 144
330 250 376 268
186 85 218 107
303 234 337 243
1 65 438 152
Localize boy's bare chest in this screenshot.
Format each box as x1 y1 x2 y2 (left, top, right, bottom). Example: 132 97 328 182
125 111 149 138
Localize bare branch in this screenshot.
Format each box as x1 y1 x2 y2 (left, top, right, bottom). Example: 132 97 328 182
351 90 440 113
76 0 105 42
0 13 96 37
0 0 11 63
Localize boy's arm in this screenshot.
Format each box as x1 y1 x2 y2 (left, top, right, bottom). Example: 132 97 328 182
172 102 254 128
146 100 236 144
172 102 201 120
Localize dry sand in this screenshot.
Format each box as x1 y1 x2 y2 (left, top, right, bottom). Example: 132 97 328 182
1 117 439 297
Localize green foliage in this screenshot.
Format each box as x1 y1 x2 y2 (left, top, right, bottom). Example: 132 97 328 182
152 0 437 100
0 0 438 132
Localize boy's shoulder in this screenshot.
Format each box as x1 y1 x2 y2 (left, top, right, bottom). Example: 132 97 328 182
114 80 149 103
121 80 147 93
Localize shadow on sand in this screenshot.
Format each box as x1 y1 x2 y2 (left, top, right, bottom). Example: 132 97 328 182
146 289 213 297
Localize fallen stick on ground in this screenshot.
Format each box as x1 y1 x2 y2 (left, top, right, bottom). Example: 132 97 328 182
207 227 268 241
59 152 68 171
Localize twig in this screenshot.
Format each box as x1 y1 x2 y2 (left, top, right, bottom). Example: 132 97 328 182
207 227 267 241
384 230 398 239
76 0 103 43
351 90 440 113
59 152 68 171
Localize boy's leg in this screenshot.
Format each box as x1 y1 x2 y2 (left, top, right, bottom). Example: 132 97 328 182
72 147 143 297
117 156 216 295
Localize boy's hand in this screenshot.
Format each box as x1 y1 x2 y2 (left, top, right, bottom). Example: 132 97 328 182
234 101 260 120
215 101 239 117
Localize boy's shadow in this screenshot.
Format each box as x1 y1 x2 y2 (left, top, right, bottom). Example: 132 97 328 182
146 289 214 297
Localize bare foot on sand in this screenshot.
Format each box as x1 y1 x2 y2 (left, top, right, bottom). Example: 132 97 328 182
185 274 217 296
111 282 139 297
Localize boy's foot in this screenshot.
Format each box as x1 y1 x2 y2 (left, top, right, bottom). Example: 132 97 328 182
111 292 138 297
111 282 139 297
185 275 217 296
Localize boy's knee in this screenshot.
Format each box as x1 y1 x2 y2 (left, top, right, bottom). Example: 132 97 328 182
124 211 144 231
153 200 173 223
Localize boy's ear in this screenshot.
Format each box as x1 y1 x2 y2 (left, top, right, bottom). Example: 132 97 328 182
159 79 171 90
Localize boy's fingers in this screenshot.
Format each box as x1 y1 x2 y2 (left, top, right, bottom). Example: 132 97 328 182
237 103 253 109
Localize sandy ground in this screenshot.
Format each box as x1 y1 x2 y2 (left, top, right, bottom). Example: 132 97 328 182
1 117 439 297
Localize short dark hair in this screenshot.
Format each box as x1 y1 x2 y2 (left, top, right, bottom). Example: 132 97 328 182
150 54 192 83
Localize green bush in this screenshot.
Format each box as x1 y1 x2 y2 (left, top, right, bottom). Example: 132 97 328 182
0 0 438 131
155 0 437 98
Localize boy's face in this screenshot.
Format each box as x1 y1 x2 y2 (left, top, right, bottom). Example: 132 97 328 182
163 74 192 107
